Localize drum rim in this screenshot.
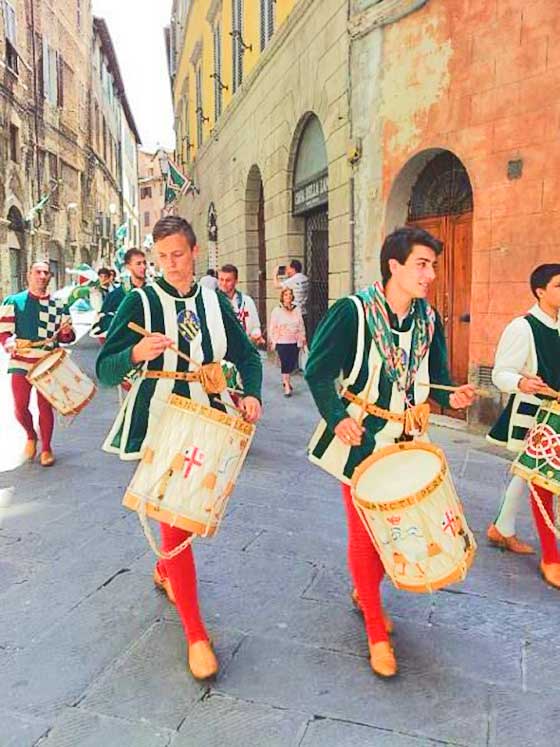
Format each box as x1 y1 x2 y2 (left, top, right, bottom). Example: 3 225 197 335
537 399 560 415
391 543 476 593
26 347 67 379
351 441 446 512
511 464 560 495
168 393 254 436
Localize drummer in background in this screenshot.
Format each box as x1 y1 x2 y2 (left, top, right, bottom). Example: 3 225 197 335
218 264 264 344
486 264 560 588
0 261 75 466
91 249 147 339
96 216 262 681
305 227 475 678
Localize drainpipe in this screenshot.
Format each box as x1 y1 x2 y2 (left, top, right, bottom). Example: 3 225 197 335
347 0 356 293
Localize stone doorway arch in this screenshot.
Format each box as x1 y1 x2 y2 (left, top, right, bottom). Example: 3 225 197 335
245 165 267 330
387 149 474 398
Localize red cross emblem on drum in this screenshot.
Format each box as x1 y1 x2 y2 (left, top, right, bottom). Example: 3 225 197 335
183 446 205 479
525 424 560 469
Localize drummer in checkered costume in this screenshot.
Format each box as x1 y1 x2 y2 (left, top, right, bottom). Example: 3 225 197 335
486 264 560 588
96 216 262 681
0 261 75 466
305 227 475 678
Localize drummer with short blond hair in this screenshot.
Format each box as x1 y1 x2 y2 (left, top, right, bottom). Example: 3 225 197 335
96 216 262 681
0 261 75 467
305 227 475 678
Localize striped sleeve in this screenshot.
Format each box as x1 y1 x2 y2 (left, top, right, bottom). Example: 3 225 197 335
0 297 15 338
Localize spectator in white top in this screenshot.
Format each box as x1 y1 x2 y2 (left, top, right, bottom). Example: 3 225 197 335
274 259 309 319
199 268 219 291
218 264 263 344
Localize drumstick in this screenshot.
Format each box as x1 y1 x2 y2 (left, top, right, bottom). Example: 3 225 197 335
128 321 247 411
128 321 201 369
417 382 490 397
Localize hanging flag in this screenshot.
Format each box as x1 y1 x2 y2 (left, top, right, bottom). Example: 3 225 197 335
25 192 51 223
115 223 128 243
164 158 198 206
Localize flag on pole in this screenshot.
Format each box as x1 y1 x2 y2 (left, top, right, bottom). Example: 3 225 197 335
164 158 197 206
25 192 51 223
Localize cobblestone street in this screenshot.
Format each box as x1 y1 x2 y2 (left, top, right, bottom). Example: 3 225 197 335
1 332 559 747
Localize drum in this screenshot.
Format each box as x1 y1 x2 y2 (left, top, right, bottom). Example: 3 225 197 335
26 348 97 416
512 399 560 494
123 393 255 538
351 441 476 593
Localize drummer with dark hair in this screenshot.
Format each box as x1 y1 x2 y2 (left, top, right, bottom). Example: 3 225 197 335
487 263 560 587
96 216 262 680
305 227 476 677
0 261 75 467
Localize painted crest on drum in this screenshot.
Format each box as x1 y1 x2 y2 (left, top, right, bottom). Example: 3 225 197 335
177 309 202 342
525 423 560 469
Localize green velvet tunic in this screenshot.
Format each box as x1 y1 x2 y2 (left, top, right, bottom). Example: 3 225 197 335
96 278 262 459
305 295 453 483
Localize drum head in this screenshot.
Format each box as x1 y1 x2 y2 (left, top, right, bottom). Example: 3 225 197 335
354 445 442 505
28 349 63 378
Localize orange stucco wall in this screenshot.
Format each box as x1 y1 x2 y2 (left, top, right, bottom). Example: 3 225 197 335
380 0 559 370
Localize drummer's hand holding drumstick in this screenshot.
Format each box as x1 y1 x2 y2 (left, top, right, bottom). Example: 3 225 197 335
239 396 262 424
3 334 16 353
131 333 173 364
449 383 477 410
518 374 546 395
335 417 365 446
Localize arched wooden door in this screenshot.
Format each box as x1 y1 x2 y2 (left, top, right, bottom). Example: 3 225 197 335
407 153 473 413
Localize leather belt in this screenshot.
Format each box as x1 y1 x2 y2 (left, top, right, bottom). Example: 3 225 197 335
143 370 201 382
16 338 54 350
342 390 430 436
343 391 405 423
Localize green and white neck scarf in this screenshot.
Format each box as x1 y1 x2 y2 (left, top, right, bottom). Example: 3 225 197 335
357 281 435 393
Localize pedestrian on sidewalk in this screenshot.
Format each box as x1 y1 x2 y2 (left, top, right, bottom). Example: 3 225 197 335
486 264 560 587
305 227 476 678
269 287 306 397
96 216 262 681
274 259 309 337
0 261 75 466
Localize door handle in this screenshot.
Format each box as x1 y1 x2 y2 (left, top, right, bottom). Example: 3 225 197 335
459 312 471 323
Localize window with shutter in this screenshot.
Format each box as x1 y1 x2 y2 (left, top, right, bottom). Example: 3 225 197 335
196 64 203 147
4 0 17 72
260 0 274 51
56 52 64 107
213 23 222 121
232 0 243 92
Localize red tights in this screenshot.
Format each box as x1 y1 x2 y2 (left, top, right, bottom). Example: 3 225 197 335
529 483 560 564
11 374 54 452
156 522 208 644
342 483 388 644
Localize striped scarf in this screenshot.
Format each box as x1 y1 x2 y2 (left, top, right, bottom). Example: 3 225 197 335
357 281 435 393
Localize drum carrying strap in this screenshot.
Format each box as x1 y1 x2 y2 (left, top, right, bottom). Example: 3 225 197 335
343 391 430 436
143 370 201 383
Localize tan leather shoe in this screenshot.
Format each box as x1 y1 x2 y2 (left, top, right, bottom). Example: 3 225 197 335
540 561 560 589
351 589 394 634
153 566 176 604
23 439 37 461
487 524 535 555
40 450 55 467
188 640 219 680
368 641 398 678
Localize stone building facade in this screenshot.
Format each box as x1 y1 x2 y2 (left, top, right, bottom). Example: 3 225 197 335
138 148 168 257
171 0 560 427
0 2 140 298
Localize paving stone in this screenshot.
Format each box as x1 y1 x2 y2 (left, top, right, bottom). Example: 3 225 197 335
0 710 51 746
300 718 442 747
244 525 347 568
0 582 157 717
39 707 173 746
431 591 559 643
524 639 560 694
0 530 150 649
215 635 491 745
81 623 244 730
488 690 560 747
171 693 307 746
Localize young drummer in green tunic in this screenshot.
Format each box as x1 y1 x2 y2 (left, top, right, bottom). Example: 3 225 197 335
487 264 560 586
306 227 476 678
91 249 147 339
96 216 262 680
